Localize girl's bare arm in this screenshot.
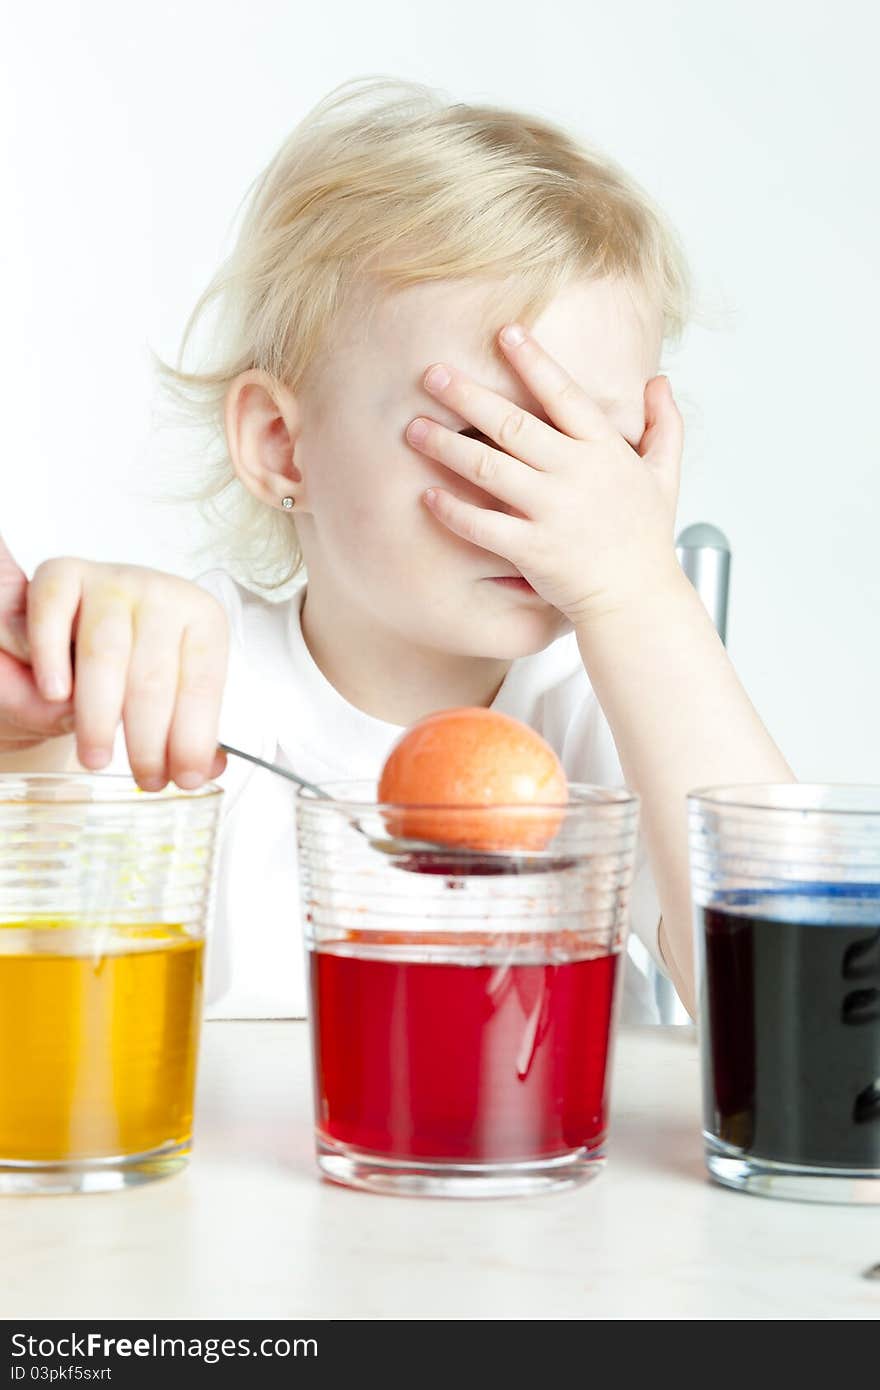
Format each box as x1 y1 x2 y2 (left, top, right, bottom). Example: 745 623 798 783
575 570 795 1016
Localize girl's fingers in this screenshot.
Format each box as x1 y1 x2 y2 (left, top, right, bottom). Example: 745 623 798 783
422 364 564 471
496 324 614 443
26 559 84 701
121 605 183 790
0 648 76 741
71 590 135 769
423 488 530 564
407 422 537 514
166 613 229 789
15 561 231 788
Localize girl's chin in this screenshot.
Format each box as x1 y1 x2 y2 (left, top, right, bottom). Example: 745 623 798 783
460 602 570 657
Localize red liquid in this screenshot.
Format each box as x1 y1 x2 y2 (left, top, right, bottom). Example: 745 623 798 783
309 948 619 1163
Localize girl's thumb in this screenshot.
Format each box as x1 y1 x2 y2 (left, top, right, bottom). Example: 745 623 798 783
0 536 32 664
638 376 684 478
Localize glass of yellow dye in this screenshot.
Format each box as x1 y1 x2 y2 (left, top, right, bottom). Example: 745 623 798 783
0 773 223 1194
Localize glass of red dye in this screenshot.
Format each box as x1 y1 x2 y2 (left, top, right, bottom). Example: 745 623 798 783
689 783 880 1205
297 781 640 1197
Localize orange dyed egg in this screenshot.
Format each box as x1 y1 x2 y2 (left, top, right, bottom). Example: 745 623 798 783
377 706 568 852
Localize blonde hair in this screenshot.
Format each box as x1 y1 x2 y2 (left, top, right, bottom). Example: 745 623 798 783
158 75 694 593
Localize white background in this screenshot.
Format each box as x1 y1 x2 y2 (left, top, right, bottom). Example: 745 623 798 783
1 0 877 781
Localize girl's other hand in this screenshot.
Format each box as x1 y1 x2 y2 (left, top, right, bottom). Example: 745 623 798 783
22 549 229 791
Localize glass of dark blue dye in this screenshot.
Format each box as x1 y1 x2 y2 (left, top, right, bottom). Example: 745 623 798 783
688 784 880 1204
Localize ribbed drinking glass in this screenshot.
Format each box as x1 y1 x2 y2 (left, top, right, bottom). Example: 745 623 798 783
0 772 222 1194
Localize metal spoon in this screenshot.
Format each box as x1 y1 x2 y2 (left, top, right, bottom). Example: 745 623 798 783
218 741 437 853
218 741 573 876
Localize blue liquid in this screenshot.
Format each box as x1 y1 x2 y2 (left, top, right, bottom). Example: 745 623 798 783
699 883 880 1169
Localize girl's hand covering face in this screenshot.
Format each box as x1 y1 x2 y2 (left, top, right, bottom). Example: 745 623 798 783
405 324 685 626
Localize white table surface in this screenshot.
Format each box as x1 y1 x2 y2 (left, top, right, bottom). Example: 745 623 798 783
2 1022 878 1321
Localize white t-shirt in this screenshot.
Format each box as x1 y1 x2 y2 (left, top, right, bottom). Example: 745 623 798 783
109 568 667 1024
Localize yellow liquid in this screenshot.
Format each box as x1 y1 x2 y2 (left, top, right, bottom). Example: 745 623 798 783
0 920 204 1162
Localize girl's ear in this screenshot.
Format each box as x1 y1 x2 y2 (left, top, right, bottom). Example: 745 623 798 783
224 369 307 510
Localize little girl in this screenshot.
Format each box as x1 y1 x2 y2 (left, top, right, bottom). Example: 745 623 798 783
0 77 795 1023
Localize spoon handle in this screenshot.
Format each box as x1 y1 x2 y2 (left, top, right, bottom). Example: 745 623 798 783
218 742 331 800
